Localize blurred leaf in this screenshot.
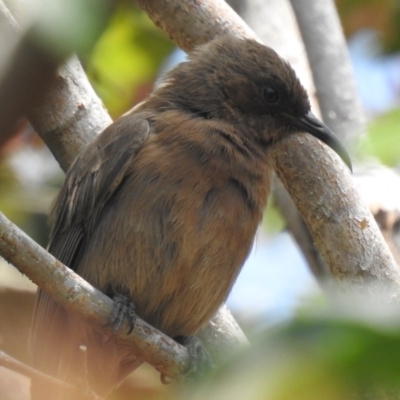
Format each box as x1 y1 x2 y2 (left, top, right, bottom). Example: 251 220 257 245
0 161 24 223
262 198 285 234
31 0 113 58
191 317 400 400
367 107 400 166
86 3 174 116
336 0 400 53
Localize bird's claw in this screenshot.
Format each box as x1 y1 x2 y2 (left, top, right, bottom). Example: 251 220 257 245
177 336 214 381
109 293 136 334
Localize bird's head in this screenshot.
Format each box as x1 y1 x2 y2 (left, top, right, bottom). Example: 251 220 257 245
157 35 352 171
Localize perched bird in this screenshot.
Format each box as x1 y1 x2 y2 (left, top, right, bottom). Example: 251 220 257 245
30 35 351 399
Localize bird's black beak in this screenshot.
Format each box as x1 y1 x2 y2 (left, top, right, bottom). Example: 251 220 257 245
287 111 352 172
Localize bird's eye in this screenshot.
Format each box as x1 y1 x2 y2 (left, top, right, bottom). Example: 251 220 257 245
263 86 280 103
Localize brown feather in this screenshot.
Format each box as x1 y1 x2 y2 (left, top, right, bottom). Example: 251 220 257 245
30 35 348 398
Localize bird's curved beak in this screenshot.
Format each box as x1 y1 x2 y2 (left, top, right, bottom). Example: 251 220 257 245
287 111 352 172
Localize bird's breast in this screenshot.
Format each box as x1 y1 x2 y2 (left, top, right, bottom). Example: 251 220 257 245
82 114 272 337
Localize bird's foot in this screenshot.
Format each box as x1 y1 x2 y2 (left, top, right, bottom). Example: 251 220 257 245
109 293 137 334
175 336 214 381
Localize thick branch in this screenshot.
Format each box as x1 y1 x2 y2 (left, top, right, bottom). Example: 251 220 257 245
289 0 366 145
132 0 257 51
273 177 330 279
28 56 112 171
271 135 400 294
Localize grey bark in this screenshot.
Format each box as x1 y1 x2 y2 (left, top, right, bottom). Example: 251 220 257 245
29 56 112 171
290 0 366 146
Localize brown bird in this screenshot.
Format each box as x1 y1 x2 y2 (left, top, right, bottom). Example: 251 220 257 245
30 35 351 399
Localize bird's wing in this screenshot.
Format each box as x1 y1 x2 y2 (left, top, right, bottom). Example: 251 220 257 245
49 115 150 252
30 114 150 381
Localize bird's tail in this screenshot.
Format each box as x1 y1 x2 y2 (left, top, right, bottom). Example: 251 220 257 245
30 290 142 400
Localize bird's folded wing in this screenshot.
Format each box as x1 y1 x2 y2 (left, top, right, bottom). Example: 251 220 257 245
30 115 150 375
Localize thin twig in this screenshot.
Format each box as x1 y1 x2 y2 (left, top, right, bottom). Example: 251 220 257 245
0 350 104 400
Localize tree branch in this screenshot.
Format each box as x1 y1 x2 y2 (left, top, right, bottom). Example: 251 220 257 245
271 135 400 295
28 56 112 172
289 0 366 145
0 350 104 400
132 0 257 51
